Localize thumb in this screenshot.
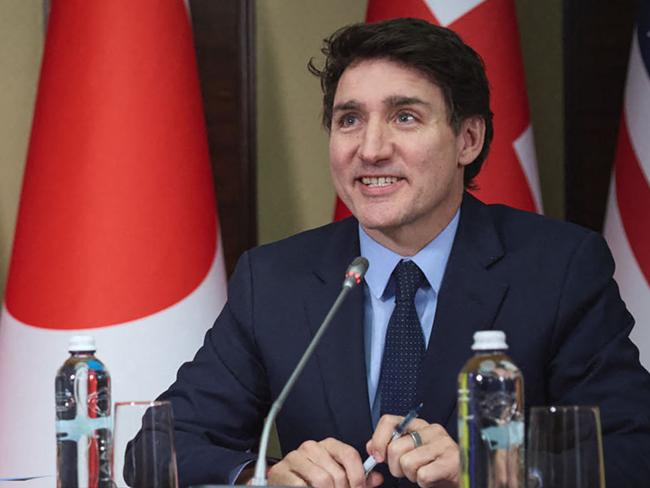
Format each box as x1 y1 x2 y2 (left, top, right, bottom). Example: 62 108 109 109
365 439 383 462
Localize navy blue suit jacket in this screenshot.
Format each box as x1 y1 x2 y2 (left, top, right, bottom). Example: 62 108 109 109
159 194 650 487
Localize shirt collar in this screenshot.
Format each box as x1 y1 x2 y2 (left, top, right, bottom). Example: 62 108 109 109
358 209 460 300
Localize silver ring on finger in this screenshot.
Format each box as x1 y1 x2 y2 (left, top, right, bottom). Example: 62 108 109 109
409 431 423 448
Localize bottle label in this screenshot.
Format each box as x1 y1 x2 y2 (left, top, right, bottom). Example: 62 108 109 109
480 420 524 450
56 417 112 442
55 389 74 415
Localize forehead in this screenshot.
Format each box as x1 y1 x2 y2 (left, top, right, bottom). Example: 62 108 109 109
333 58 442 103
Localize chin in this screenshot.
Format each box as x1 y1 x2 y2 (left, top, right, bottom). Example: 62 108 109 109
351 201 397 223
356 213 402 232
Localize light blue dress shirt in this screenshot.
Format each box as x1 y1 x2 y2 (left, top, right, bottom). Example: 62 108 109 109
359 210 460 426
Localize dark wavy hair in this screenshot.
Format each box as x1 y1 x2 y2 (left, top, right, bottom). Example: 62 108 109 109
308 18 494 188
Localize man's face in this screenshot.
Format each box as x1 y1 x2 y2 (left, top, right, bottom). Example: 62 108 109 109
329 58 482 251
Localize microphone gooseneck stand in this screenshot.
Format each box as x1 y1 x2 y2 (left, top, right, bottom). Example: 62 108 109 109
250 256 369 486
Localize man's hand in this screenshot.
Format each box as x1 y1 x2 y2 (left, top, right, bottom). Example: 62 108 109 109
266 437 384 488
366 415 460 488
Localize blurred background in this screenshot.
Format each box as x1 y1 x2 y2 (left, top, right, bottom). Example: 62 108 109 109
0 0 640 292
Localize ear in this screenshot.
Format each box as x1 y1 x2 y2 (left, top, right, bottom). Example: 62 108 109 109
457 116 486 167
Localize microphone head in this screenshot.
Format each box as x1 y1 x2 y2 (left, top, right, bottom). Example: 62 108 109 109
343 256 369 288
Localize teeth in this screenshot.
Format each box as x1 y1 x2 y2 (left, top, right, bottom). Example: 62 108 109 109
361 176 399 187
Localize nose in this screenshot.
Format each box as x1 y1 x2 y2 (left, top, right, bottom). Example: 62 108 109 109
357 119 392 163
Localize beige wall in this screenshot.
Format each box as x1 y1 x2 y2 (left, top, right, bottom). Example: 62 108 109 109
256 0 565 245
516 0 564 220
256 0 367 244
0 1 43 299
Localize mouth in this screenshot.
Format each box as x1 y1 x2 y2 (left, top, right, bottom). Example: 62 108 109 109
359 176 403 187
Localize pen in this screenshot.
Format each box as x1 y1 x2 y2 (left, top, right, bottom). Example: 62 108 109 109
363 402 423 476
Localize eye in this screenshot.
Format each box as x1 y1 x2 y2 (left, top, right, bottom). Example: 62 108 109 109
338 113 359 128
396 111 417 124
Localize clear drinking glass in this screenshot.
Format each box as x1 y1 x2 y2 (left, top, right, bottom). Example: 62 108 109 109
527 405 606 488
112 401 178 488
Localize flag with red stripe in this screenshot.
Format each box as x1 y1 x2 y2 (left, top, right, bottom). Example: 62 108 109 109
334 0 542 220
0 0 226 480
604 0 650 370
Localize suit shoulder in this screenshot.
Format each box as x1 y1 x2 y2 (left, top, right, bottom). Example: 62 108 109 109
245 217 357 271
484 203 599 250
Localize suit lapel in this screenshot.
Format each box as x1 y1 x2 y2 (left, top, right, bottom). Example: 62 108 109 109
418 194 509 429
304 218 374 452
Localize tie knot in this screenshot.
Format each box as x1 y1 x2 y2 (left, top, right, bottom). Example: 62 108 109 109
393 260 426 304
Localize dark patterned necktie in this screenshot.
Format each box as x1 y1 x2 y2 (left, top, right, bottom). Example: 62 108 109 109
380 260 427 416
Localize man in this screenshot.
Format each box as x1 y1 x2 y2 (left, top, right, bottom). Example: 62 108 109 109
159 18 650 488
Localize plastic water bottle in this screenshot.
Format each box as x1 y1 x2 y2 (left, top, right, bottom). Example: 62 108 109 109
55 335 112 488
458 331 525 488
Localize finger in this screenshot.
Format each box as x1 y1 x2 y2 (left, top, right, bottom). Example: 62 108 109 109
321 437 366 488
383 420 430 477
386 433 421 477
412 450 460 488
299 439 350 488
365 470 384 488
368 416 429 462
299 462 342 488
385 423 456 481
367 414 401 462
267 457 311 487
270 470 307 487
397 441 439 482
273 445 340 488
399 430 459 485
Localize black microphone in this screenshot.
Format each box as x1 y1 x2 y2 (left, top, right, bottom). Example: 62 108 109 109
249 256 369 486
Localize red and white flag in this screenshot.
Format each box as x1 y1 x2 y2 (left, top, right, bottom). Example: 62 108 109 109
334 0 542 219
0 0 226 479
603 1 650 370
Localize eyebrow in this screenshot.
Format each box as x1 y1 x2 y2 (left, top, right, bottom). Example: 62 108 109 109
385 95 431 109
332 96 432 114
332 100 361 113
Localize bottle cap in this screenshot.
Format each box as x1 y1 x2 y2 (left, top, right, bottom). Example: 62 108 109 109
471 330 508 351
68 335 96 352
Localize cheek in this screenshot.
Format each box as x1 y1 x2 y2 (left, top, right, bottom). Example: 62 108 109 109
328 139 354 174
328 156 349 193
410 155 452 196
328 157 345 186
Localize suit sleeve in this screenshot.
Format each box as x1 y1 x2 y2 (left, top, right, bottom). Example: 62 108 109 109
157 251 271 487
548 231 650 487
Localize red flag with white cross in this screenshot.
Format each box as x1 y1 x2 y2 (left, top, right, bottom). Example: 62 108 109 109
334 0 542 219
